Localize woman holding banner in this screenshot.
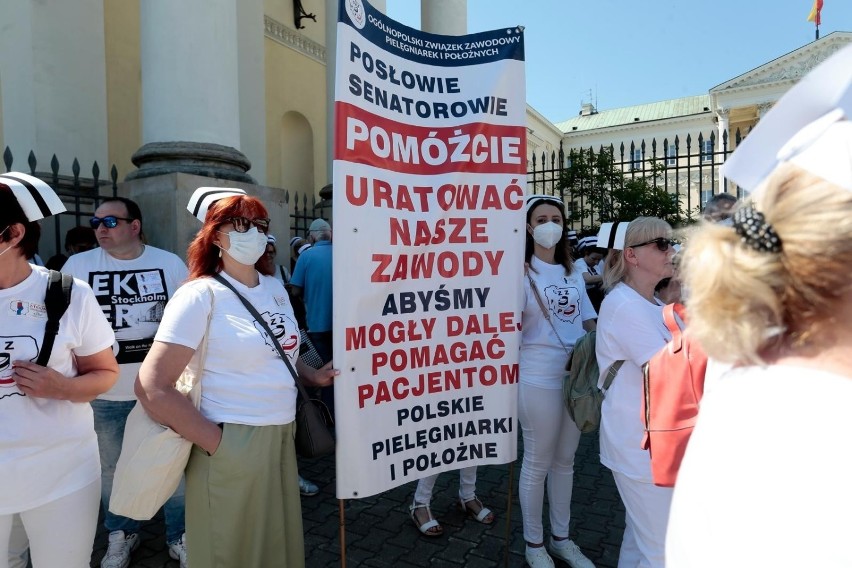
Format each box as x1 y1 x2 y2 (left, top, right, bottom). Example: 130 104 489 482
519 195 596 568
135 189 337 567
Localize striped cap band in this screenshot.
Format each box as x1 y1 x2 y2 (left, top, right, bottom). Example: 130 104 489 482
187 187 247 222
0 172 66 221
596 222 629 250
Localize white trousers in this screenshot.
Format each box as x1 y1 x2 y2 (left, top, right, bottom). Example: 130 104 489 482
0 479 100 568
518 382 582 544
612 471 673 568
413 466 478 504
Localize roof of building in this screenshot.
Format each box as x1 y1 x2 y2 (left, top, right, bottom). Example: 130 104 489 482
554 94 712 134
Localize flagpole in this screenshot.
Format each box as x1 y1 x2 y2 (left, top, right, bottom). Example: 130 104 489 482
816 24 820 41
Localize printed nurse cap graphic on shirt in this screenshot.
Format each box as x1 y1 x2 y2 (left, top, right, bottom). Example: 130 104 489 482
187 187 247 222
722 43 852 194
0 172 66 221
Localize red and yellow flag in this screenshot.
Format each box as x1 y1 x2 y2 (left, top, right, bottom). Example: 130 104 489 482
807 0 823 26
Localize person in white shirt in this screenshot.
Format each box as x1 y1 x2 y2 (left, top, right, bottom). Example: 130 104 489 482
667 47 852 567
136 191 337 568
0 173 118 568
518 195 596 568
62 197 189 568
596 217 676 568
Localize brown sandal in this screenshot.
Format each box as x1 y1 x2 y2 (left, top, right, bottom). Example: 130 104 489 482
459 496 495 524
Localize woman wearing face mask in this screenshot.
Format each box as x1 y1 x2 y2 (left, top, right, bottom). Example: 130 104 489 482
519 195 596 568
135 191 338 567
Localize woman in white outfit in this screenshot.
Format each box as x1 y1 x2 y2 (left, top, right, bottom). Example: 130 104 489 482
519 195 596 568
0 173 118 568
595 217 676 568
408 466 493 537
668 47 852 567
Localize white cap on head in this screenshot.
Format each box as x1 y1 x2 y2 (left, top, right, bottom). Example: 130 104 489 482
526 194 563 211
0 172 66 221
578 235 598 251
722 44 852 193
596 221 629 250
187 187 247 222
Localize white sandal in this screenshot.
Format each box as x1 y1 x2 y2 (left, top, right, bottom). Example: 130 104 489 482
459 496 495 524
409 501 443 537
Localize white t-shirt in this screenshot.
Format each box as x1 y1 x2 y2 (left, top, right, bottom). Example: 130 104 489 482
0 266 115 514
154 272 299 426
272 265 291 285
572 257 601 289
596 282 670 481
63 246 188 400
667 365 852 567
520 256 597 389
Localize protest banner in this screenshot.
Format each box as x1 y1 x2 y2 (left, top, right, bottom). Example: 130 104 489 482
333 0 526 499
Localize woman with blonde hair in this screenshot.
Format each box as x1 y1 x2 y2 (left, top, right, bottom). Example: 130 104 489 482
135 189 337 567
595 217 676 568
667 46 852 567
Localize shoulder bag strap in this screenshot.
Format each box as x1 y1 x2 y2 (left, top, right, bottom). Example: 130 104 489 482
38 270 74 366
212 273 311 401
601 360 625 392
526 269 572 359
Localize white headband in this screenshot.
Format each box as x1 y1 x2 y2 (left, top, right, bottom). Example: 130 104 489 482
0 172 66 221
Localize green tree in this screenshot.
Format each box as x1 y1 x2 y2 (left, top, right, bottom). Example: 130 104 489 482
560 147 688 230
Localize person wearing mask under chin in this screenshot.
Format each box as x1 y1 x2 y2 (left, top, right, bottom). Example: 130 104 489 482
135 189 338 567
518 195 597 568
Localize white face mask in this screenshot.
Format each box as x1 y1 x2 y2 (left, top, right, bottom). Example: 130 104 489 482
532 222 563 249
219 227 268 266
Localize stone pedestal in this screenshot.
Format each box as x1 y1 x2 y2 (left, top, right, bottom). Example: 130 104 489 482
126 142 255 183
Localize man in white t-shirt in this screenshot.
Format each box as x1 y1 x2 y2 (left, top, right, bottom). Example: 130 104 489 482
63 197 189 568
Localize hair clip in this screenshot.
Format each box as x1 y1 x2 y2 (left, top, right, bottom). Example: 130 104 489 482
732 206 782 253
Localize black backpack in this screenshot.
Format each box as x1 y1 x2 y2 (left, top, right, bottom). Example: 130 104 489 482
36 270 73 366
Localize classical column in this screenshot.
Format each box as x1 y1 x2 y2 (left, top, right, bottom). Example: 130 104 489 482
0 0 108 173
421 0 467 35
128 0 254 182
717 108 730 159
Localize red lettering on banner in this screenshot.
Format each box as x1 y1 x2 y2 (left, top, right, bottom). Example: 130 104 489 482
334 102 526 176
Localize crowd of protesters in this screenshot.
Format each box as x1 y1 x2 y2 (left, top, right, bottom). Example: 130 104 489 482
3 46 851 568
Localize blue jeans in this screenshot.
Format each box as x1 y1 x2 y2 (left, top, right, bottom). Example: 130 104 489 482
91 399 185 544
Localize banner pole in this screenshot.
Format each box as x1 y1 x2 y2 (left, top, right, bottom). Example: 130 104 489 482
503 461 515 568
339 499 347 568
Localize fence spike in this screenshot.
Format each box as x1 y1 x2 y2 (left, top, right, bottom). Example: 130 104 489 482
72 158 81 189
28 151 37 175
92 162 101 188
3 146 12 171
50 155 60 185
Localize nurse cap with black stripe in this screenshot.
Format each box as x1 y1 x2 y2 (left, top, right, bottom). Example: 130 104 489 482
187 187 247 222
0 172 66 221
596 221 629 250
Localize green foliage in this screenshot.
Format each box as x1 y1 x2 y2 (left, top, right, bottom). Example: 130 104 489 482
560 147 689 232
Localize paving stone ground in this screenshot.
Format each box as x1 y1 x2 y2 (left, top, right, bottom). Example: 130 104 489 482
90 431 625 567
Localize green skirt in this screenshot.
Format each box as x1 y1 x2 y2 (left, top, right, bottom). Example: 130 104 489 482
185 422 304 568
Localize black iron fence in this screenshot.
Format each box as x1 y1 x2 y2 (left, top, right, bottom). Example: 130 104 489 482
3 147 119 258
286 185 331 241
527 128 749 232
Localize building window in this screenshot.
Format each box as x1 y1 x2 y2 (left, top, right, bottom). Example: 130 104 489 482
666 144 677 166
631 149 642 170
700 139 714 163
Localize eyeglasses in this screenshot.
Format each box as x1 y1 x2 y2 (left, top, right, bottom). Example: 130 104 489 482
227 217 270 234
628 237 676 252
90 216 134 229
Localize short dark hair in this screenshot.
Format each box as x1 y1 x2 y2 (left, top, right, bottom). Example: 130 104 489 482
0 186 42 259
65 226 97 250
100 197 145 240
703 193 737 219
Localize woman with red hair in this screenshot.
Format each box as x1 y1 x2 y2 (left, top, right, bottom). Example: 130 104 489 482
136 192 337 568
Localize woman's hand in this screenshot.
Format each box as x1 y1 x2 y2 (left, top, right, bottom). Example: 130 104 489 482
13 347 118 402
296 359 339 388
13 361 73 399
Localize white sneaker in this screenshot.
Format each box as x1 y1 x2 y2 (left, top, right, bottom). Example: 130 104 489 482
101 530 140 568
525 545 555 568
548 537 595 568
168 533 187 568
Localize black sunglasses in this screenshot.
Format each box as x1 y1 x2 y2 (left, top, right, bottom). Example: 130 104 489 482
628 237 676 252
227 216 270 234
90 215 134 229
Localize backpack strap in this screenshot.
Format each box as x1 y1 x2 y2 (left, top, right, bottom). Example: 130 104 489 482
37 270 73 367
601 360 625 392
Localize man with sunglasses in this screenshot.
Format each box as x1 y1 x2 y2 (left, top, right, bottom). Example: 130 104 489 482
63 197 189 568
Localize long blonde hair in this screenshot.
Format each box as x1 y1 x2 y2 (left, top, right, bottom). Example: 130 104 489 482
681 163 852 364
